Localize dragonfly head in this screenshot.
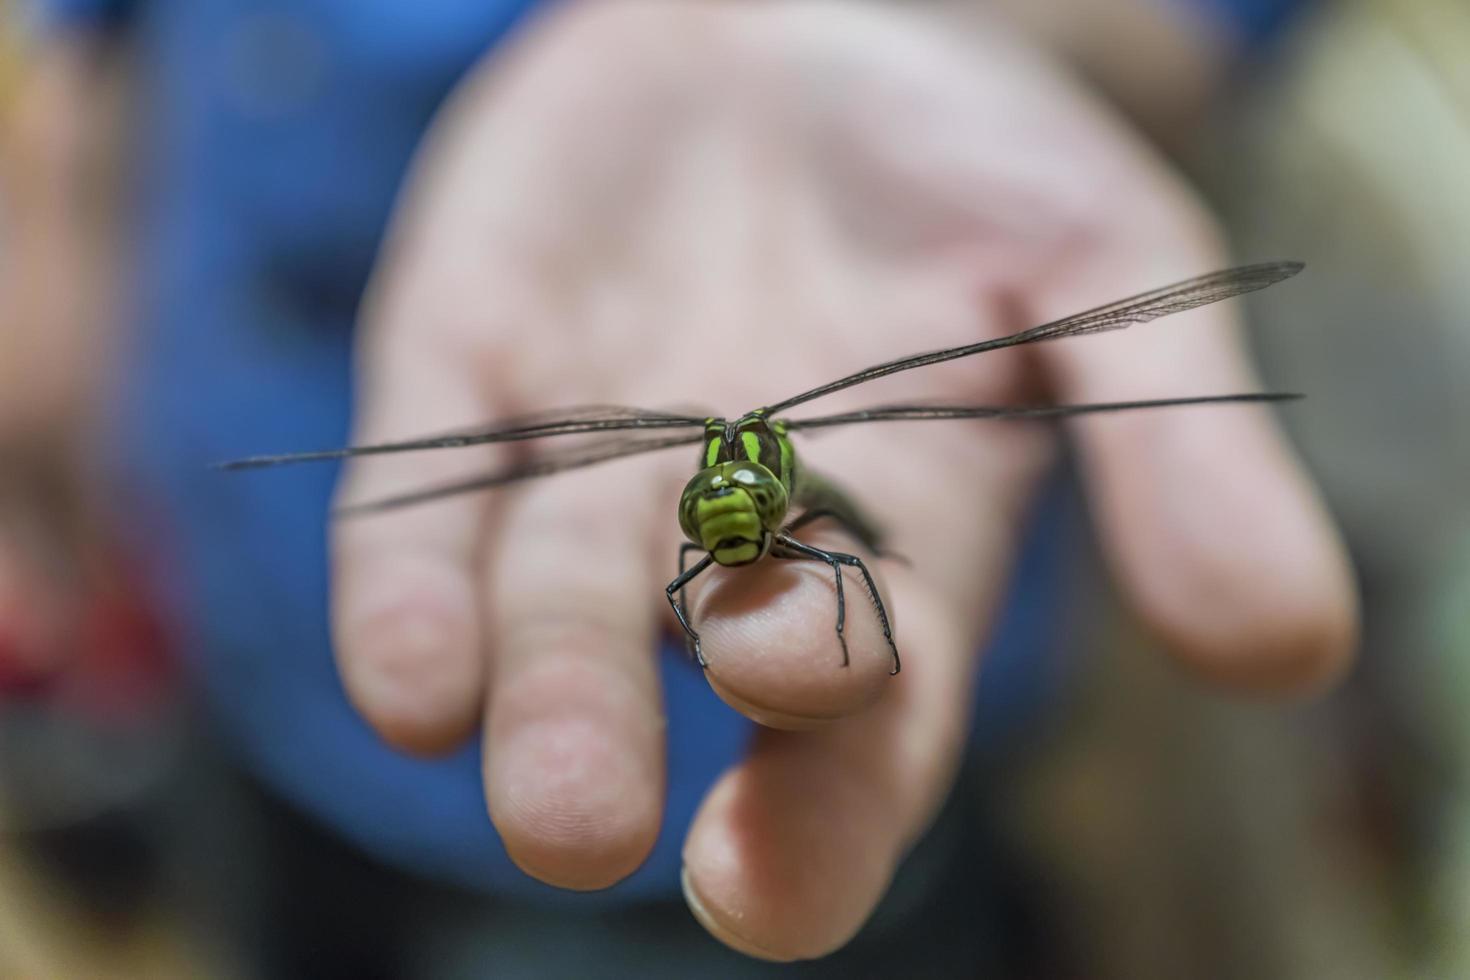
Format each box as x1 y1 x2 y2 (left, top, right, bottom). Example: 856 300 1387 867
679 461 789 567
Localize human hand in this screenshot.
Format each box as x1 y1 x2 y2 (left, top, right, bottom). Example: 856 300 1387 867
330 0 1357 960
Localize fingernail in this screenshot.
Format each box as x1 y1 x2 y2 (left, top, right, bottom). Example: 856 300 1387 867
680 866 793 962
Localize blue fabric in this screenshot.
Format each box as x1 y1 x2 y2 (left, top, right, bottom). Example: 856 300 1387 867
36 0 1072 900
33 0 133 25
1190 0 1311 45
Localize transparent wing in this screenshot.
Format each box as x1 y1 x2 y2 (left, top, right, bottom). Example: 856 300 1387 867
784 392 1301 432
760 261 1303 416
333 430 707 517
214 405 708 471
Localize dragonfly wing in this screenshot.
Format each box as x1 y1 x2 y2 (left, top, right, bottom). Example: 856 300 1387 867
760 261 1303 415
215 405 708 470
333 430 707 517
784 392 1302 431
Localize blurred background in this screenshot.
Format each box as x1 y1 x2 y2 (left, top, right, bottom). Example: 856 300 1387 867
1 0 1467 976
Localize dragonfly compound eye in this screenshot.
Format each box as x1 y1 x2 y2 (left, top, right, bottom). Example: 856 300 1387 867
727 462 788 530
677 463 789 565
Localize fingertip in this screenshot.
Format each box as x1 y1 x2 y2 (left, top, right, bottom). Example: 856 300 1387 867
680 762 896 961
494 740 662 891
488 723 663 890
693 556 893 726
1155 562 1359 697
484 652 665 891
681 866 795 963
1116 480 1362 698
338 645 483 757
1071 392 1360 700
333 555 484 756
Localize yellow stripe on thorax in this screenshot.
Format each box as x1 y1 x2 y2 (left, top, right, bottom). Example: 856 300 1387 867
740 431 761 464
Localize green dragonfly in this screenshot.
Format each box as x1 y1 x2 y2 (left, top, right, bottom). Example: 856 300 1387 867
220 261 1304 676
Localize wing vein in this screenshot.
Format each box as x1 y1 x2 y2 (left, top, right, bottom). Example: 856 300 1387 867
215 405 707 470
785 392 1301 431
759 261 1303 416
332 430 705 517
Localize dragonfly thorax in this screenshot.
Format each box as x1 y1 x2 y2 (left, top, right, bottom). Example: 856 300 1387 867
678 461 789 567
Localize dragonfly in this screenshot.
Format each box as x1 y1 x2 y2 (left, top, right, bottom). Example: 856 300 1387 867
219 261 1304 676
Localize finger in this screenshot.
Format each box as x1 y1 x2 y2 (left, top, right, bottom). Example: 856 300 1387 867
330 261 508 756
481 459 674 890
684 522 897 729
1032 208 1357 693
680 572 975 960
680 415 1048 958
326 2 611 755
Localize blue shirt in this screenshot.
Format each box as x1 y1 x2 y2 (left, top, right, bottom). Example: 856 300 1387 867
35 0 1286 900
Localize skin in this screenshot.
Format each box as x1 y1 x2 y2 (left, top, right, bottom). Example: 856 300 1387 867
331 0 1357 961
1 0 1358 963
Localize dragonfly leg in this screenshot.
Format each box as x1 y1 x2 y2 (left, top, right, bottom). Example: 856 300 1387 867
667 551 714 668
785 508 910 567
771 535 850 668
842 552 901 675
676 543 705 661
774 534 901 675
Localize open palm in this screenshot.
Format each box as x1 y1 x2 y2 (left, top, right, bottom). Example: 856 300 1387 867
328 0 1355 960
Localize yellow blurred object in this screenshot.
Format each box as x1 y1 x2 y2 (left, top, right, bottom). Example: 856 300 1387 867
0 842 212 980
